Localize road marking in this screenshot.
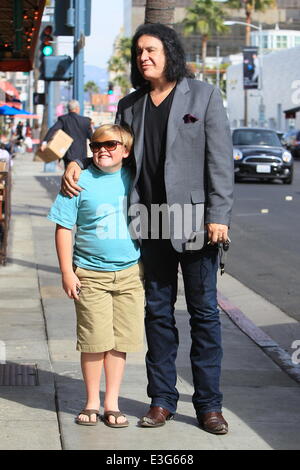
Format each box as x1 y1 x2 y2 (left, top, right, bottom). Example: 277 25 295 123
235 212 268 216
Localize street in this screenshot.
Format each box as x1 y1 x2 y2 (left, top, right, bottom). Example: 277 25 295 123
227 159 300 322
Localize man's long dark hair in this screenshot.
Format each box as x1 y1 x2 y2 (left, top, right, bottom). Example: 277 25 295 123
130 23 192 89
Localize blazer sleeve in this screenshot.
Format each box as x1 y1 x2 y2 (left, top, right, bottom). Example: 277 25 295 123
115 101 123 125
204 87 234 227
86 118 93 140
43 117 63 142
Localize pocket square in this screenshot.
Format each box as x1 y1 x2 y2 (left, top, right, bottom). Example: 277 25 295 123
183 113 199 123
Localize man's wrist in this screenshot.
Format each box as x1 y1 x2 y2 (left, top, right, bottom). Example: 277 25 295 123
73 159 84 170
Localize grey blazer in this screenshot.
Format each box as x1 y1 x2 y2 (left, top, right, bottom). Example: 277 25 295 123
116 77 234 252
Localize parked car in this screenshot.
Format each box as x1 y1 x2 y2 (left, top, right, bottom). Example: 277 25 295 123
283 129 300 159
232 127 293 184
276 130 285 145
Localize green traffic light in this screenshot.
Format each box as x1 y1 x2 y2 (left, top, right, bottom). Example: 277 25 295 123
43 45 53 56
108 90 113 95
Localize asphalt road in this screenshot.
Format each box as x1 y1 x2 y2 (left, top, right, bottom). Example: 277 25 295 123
38 159 300 322
227 159 300 322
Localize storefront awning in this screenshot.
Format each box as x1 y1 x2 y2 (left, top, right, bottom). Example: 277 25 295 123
0 81 20 100
283 106 300 119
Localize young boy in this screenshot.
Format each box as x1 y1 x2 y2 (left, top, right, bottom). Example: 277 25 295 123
48 124 144 427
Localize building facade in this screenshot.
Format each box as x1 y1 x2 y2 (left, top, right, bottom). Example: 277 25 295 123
125 0 300 61
226 46 300 131
251 27 300 52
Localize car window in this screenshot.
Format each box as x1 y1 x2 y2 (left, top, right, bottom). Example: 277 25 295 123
233 130 281 146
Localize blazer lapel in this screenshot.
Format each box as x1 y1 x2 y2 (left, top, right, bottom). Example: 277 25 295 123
132 90 148 179
166 77 190 156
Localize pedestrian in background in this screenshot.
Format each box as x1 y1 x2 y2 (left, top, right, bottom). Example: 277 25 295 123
40 99 93 169
24 120 33 153
16 121 24 143
0 143 12 168
31 122 40 154
61 24 233 435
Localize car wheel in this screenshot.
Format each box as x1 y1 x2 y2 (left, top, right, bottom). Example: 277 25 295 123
283 170 293 184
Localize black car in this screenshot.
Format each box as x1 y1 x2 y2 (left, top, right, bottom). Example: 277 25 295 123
283 129 300 159
232 127 293 184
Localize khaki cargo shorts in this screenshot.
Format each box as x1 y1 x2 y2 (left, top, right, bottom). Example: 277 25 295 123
74 262 145 353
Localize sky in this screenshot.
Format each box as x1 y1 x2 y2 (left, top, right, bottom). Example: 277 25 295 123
85 0 124 69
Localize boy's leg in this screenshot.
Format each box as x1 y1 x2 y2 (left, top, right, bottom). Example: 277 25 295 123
103 349 127 424
74 266 116 423
103 262 144 425
77 352 104 423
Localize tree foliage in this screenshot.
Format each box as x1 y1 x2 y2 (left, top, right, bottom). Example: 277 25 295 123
182 0 228 80
226 0 277 45
108 37 132 95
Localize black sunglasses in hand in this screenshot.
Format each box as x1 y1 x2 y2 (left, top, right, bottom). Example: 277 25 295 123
89 140 123 152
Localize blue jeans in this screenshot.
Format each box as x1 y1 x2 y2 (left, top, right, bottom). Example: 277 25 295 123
141 239 223 416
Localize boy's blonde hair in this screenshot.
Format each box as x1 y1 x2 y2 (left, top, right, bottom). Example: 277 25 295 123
92 124 133 153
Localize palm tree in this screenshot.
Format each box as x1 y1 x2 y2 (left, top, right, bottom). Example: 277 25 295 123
145 0 176 26
226 0 276 45
182 0 228 80
108 37 132 95
117 37 132 64
108 56 126 74
84 81 99 105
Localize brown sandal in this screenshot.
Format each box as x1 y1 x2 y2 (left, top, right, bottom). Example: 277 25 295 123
75 409 100 426
103 410 129 428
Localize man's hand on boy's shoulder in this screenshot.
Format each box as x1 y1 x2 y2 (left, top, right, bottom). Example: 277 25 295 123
61 161 83 197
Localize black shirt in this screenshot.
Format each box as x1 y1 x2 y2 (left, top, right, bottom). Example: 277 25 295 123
137 86 176 210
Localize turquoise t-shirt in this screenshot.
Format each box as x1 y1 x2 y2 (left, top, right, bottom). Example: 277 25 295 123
48 164 140 271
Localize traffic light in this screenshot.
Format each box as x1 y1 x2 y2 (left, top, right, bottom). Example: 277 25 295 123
107 82 114 95
33 92 45 105
39 25 54 79
41 25 54 56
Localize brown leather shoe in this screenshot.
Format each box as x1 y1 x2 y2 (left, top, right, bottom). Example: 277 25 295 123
198 412 228 435
139 406 174 428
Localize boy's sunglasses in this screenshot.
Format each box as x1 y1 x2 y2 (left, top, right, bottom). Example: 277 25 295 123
89 140 123 152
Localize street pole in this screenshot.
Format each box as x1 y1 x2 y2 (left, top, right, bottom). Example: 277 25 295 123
44 1 56 173
258 24 265 126
44 80 56 172
73 0 85 113
244 90 248 127
216 45 220 89
258 23 263 91
224 21 263 128
47 81 54 129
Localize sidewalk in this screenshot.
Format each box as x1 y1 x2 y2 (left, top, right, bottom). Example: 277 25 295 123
0 152 299 450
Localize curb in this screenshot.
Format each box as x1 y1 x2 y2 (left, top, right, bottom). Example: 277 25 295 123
217 291 300 384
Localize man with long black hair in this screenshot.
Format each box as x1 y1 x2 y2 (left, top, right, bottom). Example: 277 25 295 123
62 24 233 435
